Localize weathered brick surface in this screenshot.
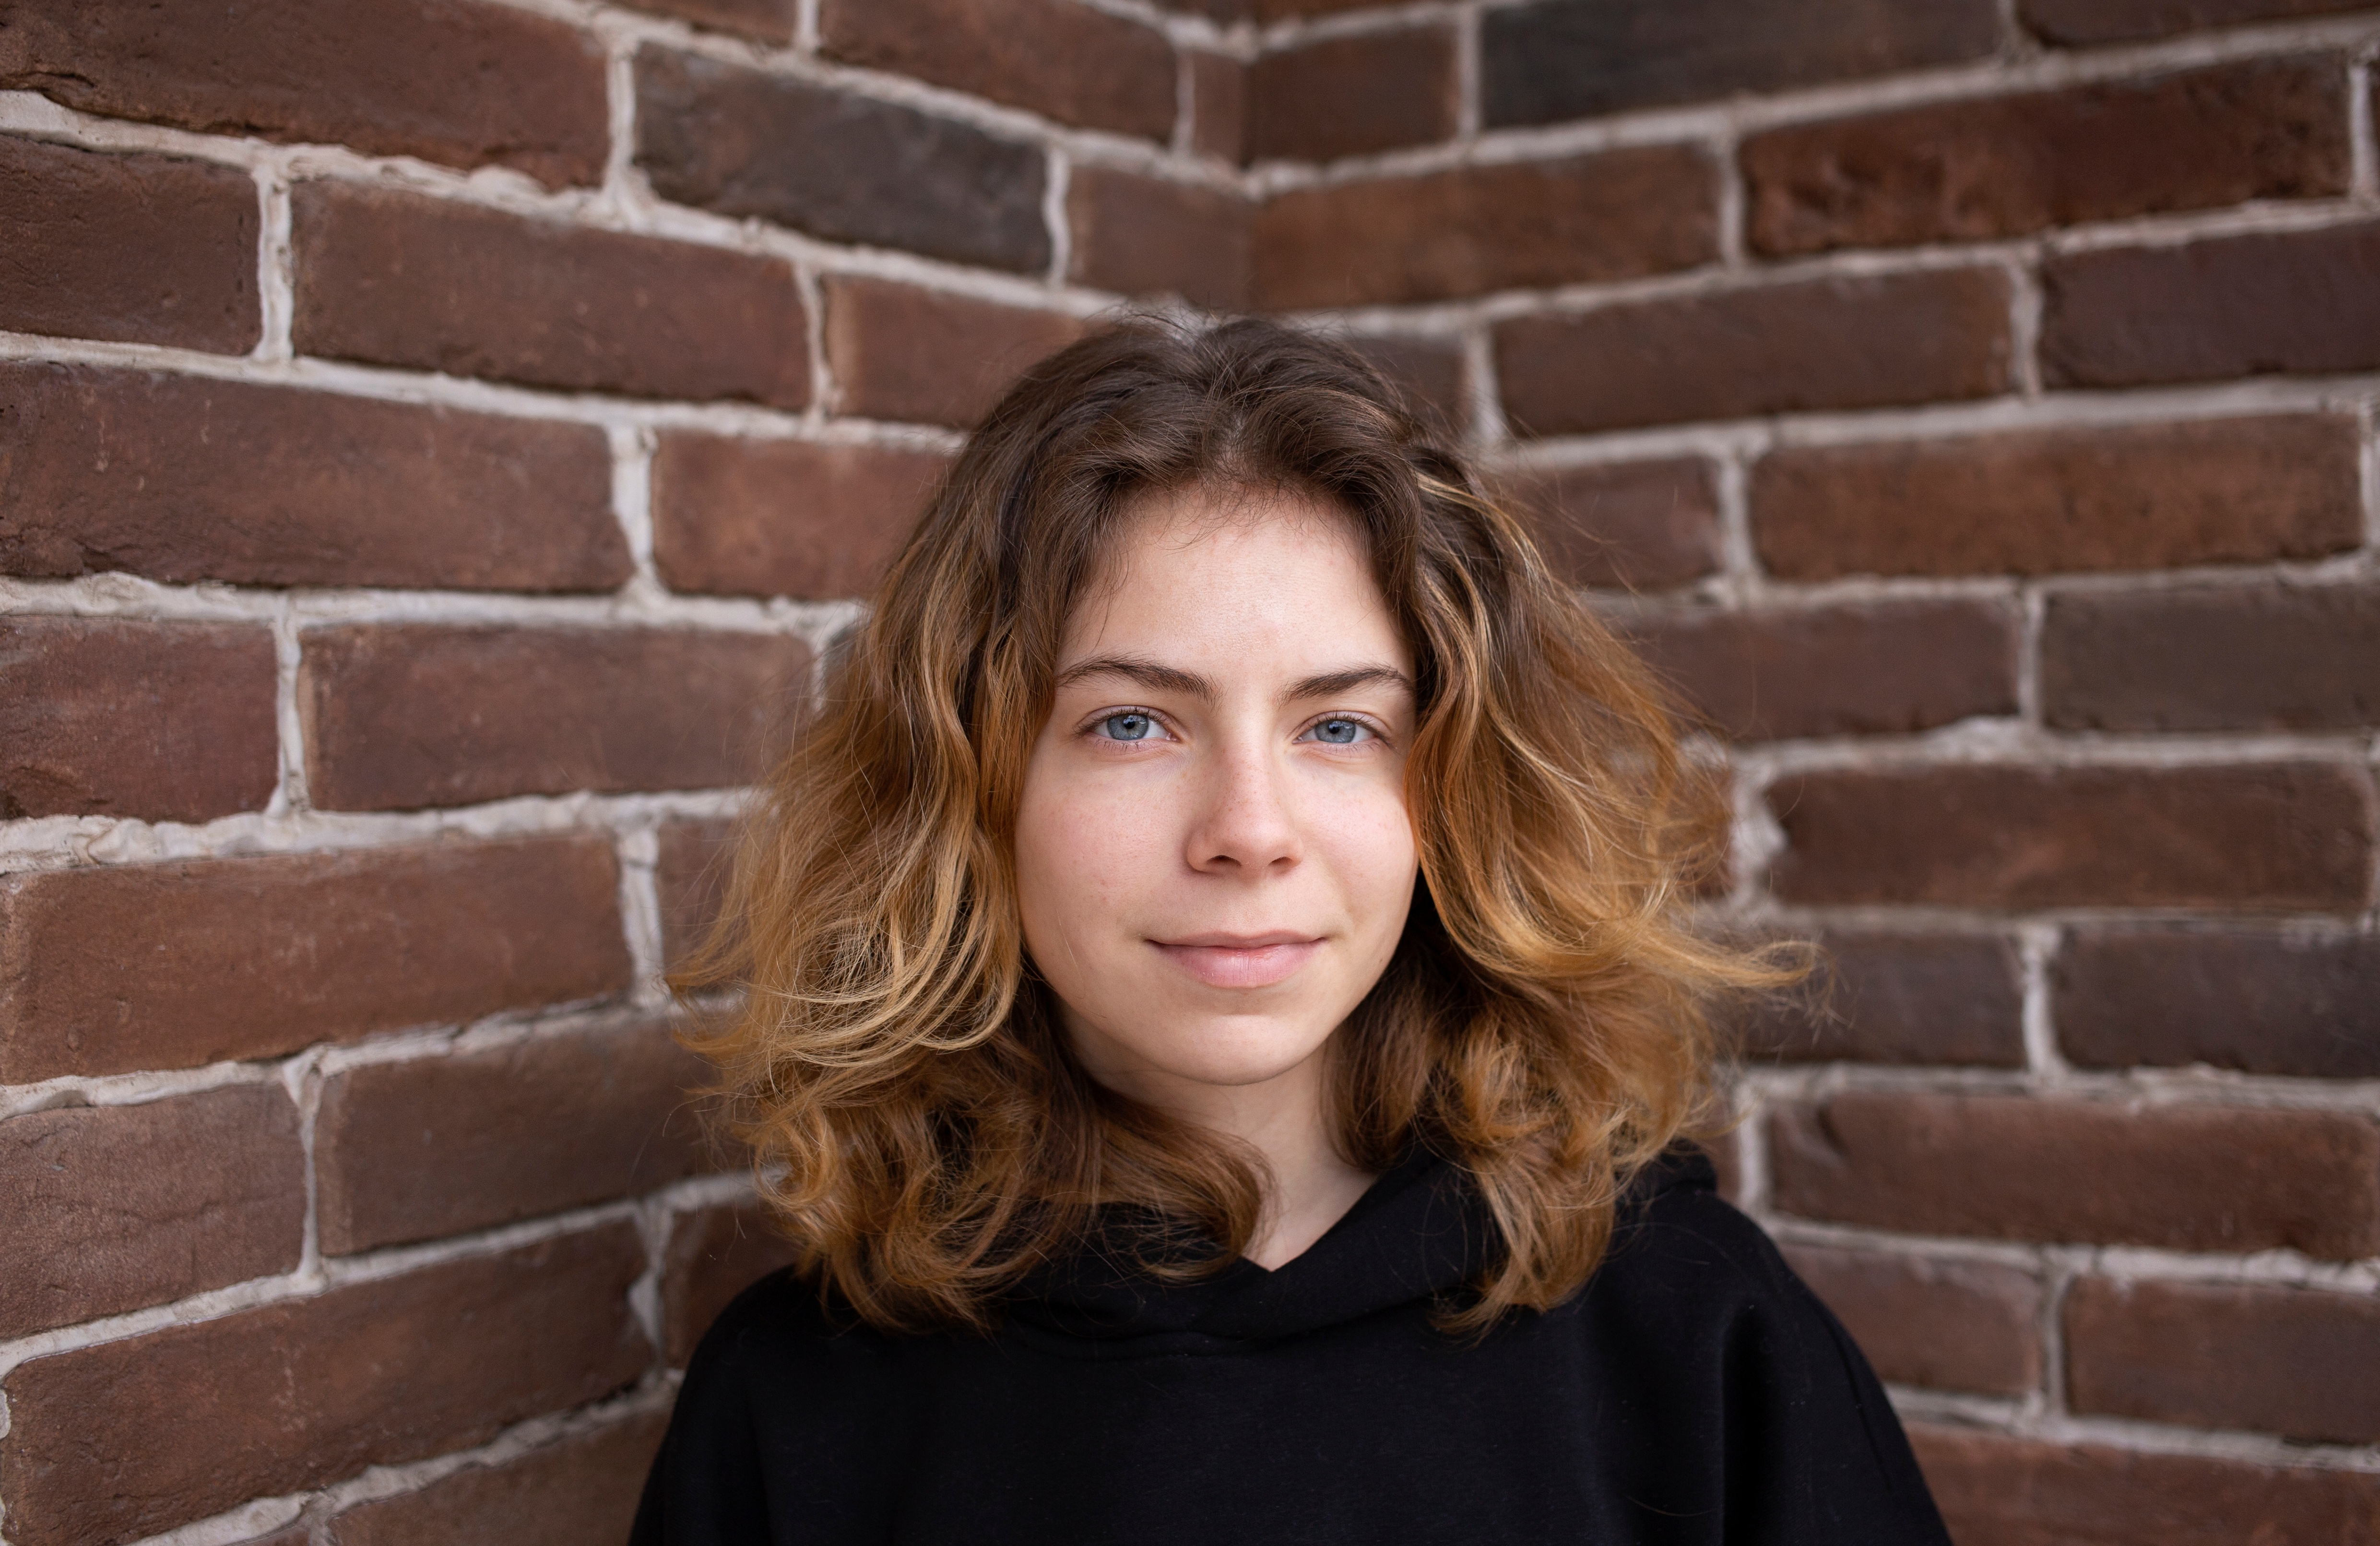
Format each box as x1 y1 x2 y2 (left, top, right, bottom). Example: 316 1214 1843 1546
1739 930 2025 1067
1766 762 2375 910
1480 0 2001 127
301 624 809 809
819 0 1174 141
292 182 808 407
1769 1093 2380 1258
2066 1277 2380 1443
0 134 258 353
1068 166 1251 310
0 1086 304 1340
623 0 796 40
1246 26 1459 164
2055 927 2380 1078
1345 334 1469 438
1782 1243 2042 1395
1498 268 2010 435
0 1227 650 1546
0 837 629 1082
1189 50 1246 164
0 0 608 187
1501 458 1725 591
657 817 738 970
636 47 1050 274
2041 219 2380 388
2043 580 2380 732
317 1019 713 1255
328 1412 668 1546
1910 1426 2380 1546
2020 0 2372 45
652 432 949 600
663 1201 803 1364
825 278 1084 428
1254 146 1718 309
1628 598 2017 741
0 363 626 591
1744 58 2350 256
0 616 277 822
1751 414 2363 579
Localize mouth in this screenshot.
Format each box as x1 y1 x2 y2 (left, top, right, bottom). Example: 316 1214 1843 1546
1148 932 1324 990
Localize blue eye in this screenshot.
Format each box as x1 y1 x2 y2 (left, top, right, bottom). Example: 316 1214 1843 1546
1303 718 1371 745
1098 712 1157 741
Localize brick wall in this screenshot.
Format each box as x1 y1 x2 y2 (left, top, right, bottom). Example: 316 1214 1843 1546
1 1 2375 1541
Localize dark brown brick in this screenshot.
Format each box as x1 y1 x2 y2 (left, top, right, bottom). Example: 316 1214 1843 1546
1345 333 1469 438
825 278 1085 428
2021 0 2373 45
657 817 737 970
301 624 808 810
623 0 797 41
1629 598 2017 741
1255 146 1717 309
2056 927 2380 1078
0 363 626 591
1497 267 2011 435
1189 50 1246 165
652 433 948 601
1745 58 2350 257
1701 1130 1743 1206
1500 458 1725 591
0 1226 650 1546
292 182 806 406
1782 1243 2042 1395
820 0 1173 141
2044 580 2380 732
2042 219 2380 388
0 836 630 1082
636 47 1049 274
2068 1277 2380 1443
0 0 607 188
317 1019 713 1255
1910 1425 2380 1546
1770 1093 2380 1258
1068 166 1252 309
0 1086 303 1341
0 617 277 822
1246 26 1458 164
329 1411 668 1546
1482 0 2000 127
663 1201 802 1364
0 134 257 353
1752 415 2363 580
1740 930 2025 1067
1768 762 2374 911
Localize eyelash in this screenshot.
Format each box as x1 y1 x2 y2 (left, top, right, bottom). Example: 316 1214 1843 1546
1079 709 1389 748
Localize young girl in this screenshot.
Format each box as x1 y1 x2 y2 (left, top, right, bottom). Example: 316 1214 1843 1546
633 319 1951 1544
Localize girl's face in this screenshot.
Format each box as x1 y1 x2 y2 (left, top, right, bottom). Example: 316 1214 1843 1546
1013 485 1420 1106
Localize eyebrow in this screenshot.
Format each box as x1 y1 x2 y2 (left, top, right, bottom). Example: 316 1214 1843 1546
1055 654 1413 706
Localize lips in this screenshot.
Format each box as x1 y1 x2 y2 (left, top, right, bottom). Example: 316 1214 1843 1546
1149 932 1324 989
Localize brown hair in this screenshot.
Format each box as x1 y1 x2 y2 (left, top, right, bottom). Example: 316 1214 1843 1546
679 316 1783 1333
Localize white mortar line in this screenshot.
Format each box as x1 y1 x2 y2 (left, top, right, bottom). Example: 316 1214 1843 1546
616 824 670 1008
2016 923 2070 1076
1451 1 1483 142
2351 54 2376 199
267 599 309 819
1044 146 1075 288
253 162 295 363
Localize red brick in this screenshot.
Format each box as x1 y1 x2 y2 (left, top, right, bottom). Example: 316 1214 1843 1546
328 1411 668 1546
2043 580 2380 733
2055 927 2380 1078
1068 166 1252 309
1701 1130 1743 1205
1255 146 1717 309
292 182 806 406
0 836 629 1082
1782 1244 2042 1395
820 0 1174 141
0 363 626 591
0 0 607 189
1246 26 1458 164
662 1201 802 1364
825 278 1085 428
1482 0 2000 127
1345 333 1470 438
1769 1093 2380 1258
300 624 807 809
2041 219 2380 388
1189 51 1246 165
657 817 737 970
2067 1277 2380 1443
1752 415 2363 580
623 0 796 42
317 1019 713 1255
1629 597 2017 741
0 1086 303 1341
1499 458 1725 591
0 1226 650 1546
1909 1425 2380 1546
0 134 257 353
652 433 949 600
1739 930 2025 1067
0 617 277 822
1766 762 2374 911
2021 0 2372 45
636 47 1049 274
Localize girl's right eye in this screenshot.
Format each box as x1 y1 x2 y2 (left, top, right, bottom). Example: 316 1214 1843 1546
1095 712 1158 741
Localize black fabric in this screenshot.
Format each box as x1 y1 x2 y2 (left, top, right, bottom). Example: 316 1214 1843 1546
632 1149 1952 1545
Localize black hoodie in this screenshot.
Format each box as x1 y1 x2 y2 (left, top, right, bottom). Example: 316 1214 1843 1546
631 1149 1952 1545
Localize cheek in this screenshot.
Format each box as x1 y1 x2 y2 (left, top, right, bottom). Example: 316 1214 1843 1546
1312 786 1420 934
1013 757 1170 945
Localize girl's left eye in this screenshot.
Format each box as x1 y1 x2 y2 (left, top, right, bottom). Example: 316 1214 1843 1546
1299 718 1375 746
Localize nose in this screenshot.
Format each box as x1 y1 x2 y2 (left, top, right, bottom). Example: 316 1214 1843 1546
1184 739 1300 877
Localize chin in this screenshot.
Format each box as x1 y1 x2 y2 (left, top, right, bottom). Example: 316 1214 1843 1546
1102 1011 1335 1090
